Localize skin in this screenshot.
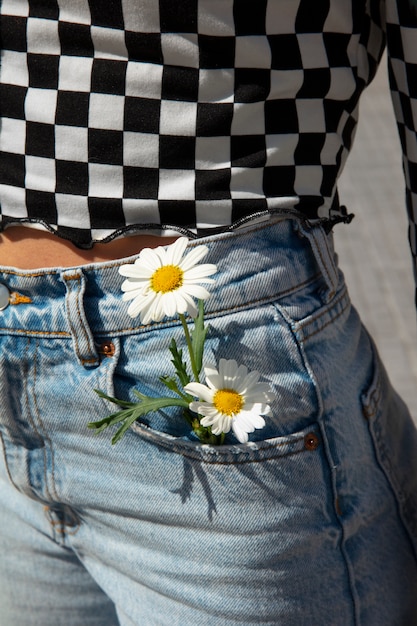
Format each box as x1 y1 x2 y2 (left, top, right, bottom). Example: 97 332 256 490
0 226 179 269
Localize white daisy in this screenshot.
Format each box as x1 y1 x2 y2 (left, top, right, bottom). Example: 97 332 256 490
119 237 217 323
184 359 274 443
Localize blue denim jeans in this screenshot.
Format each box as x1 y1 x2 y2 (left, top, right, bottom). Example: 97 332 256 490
0 218 417 625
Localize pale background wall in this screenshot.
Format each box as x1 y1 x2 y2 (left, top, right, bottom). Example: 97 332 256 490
335 55 417 421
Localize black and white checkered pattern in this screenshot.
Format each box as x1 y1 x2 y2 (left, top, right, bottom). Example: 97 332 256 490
386 0 417 297
0 0 410 253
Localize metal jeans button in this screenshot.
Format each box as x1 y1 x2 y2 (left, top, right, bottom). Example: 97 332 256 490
0 283 10 310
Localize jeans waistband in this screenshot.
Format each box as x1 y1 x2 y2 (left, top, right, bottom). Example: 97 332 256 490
0 218 338 344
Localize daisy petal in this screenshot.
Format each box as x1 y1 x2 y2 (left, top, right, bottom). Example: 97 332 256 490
122 289 141 302
244 402 271 415
137 247 163 270
219 359 239 386
122 293 151 313
177 290 199 314
245 387 275 403
193 404 219 418
232 423 249 443
237 411 265 430
179 245 209 270
185 299 199 318
117 236 218 323
161 291 178 318
184 383 214 403
119 265 153 279
201 413 232 435
183 264 217 280
170 292 189 315
240 370 260 391
121 279 148 293
187 358 273 442
166 237 189 265
151 293 166 322
127 292 155 318
181 284 211 300
203 364 223 390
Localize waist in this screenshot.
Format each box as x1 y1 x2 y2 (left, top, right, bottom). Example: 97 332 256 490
0 227 180 269
0 218 337 338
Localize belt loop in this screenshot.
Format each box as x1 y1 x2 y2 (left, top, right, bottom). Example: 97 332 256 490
61 269 100 368
296 221 339 302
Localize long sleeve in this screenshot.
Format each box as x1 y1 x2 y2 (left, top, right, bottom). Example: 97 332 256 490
386 1 417 302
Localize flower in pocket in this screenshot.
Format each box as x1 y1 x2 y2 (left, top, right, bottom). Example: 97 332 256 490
90 238 274 447
184 359 274 443
119 237 217 323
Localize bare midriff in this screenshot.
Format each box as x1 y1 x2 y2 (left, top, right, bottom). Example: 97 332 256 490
0 227 180 269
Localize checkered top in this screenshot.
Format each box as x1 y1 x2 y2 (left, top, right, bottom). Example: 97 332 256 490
386 1 417 291
0 1 414 258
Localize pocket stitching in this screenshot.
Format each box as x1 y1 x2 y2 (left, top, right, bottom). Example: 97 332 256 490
129 420 320 465
362 348 417 540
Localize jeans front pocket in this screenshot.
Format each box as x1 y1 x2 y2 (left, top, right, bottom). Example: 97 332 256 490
362 341 417 550
111 301 322 447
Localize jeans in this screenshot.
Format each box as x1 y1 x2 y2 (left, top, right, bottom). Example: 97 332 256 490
0 218 416 625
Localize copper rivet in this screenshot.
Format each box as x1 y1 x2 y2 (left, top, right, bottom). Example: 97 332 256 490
101 341 115 357
304 432 320 451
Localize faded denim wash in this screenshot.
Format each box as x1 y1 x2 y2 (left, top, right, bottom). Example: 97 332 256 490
0 218 417 625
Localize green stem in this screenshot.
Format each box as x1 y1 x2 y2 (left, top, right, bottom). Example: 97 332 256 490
179 313 200 383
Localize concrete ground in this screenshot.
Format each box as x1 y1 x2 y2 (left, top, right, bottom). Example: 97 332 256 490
335 55 417 421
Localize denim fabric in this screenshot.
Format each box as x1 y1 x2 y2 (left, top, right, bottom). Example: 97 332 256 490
0 218 417 625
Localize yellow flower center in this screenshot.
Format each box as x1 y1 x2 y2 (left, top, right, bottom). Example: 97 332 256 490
213 388 244 416
151 265 184 293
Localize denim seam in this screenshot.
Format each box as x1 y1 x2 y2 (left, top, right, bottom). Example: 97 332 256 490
0 275 323 338
0 269 60 278
65 276 84 351
362 360 417 547
195 446 310 465
23 339 56 504
130 420 321 463
63 274 98 366
10 291 32 305
296 288 349 340
44 510 81 537
361 382 381 420
138 437 309 464
279 296 357 615
0 328 71 336
92 272 323 337
273 298 325 430
33 339 59 503
205 274 321 315
291 308 361 623
64 277 85 364
310 228 338 295
317 413 361 626
367 418 417 555
0 430 21 493
315 247 335 297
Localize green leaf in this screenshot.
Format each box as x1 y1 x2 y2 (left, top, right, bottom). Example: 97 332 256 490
87 407 135 432
88 393 189 444
94 388 137 408
126 395 189 415
168 337 190 386
160 375 192 401
191 299 208 376
160 375 179 393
